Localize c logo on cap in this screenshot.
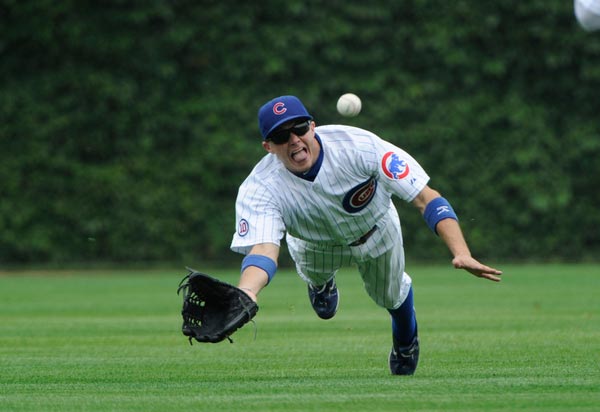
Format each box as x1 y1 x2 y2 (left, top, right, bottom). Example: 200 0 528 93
273 102 287 115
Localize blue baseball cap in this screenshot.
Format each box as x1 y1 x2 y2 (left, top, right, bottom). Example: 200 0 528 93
258 95 313 140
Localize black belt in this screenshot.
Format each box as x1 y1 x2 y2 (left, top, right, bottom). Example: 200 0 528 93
348 225 378 247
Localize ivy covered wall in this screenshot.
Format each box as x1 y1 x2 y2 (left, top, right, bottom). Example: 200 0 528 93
1 1 599 265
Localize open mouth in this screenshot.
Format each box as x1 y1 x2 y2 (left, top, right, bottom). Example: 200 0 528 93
291 147 308 162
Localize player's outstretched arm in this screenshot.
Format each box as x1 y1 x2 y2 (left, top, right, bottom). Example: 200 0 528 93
436 218 502 282
238 243 280 302
411 186 502 282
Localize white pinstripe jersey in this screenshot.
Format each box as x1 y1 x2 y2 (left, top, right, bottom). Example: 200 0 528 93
230 125 430 255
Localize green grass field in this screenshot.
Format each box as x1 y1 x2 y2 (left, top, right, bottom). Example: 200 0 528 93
1 264 599 412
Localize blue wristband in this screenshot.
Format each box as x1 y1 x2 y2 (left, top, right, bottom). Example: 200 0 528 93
423 197 458 235
241 255 277 284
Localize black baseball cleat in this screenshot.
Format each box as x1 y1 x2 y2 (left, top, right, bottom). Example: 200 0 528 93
308 278 339 320
389 334 420 375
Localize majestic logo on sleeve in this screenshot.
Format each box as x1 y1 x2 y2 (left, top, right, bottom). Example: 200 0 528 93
238 219 249 236
343 177 378 213
273 102 287 115
382 152 410 180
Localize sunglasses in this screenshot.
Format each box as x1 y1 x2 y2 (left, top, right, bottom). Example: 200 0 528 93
267 120 311 144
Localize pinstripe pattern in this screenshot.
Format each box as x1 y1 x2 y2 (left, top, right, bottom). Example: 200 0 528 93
231 125 428 308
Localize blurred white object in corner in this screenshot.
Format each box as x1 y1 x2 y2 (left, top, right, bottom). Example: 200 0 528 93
575 0 600 31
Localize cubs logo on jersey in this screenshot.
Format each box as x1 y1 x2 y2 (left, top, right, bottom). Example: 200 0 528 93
342 177 378 213
382 152 410 180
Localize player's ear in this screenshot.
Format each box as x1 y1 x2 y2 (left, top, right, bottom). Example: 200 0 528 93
262 141 273 153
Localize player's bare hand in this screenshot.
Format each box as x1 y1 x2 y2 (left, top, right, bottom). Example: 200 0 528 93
452 255 502 282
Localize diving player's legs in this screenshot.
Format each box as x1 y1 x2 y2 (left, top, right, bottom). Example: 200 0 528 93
357 245 419 375
286 234 349 319
387 286 417 347
355 243 411 309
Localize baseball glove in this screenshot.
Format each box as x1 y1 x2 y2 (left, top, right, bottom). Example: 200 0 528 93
177 268 258 344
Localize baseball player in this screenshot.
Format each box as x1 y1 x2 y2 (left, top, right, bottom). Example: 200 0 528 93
231 95 502 375
575 0 600 31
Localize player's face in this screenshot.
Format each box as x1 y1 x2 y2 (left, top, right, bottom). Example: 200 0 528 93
263 119 320 174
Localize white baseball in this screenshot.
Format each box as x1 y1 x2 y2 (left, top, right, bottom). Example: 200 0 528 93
336 93 362 117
